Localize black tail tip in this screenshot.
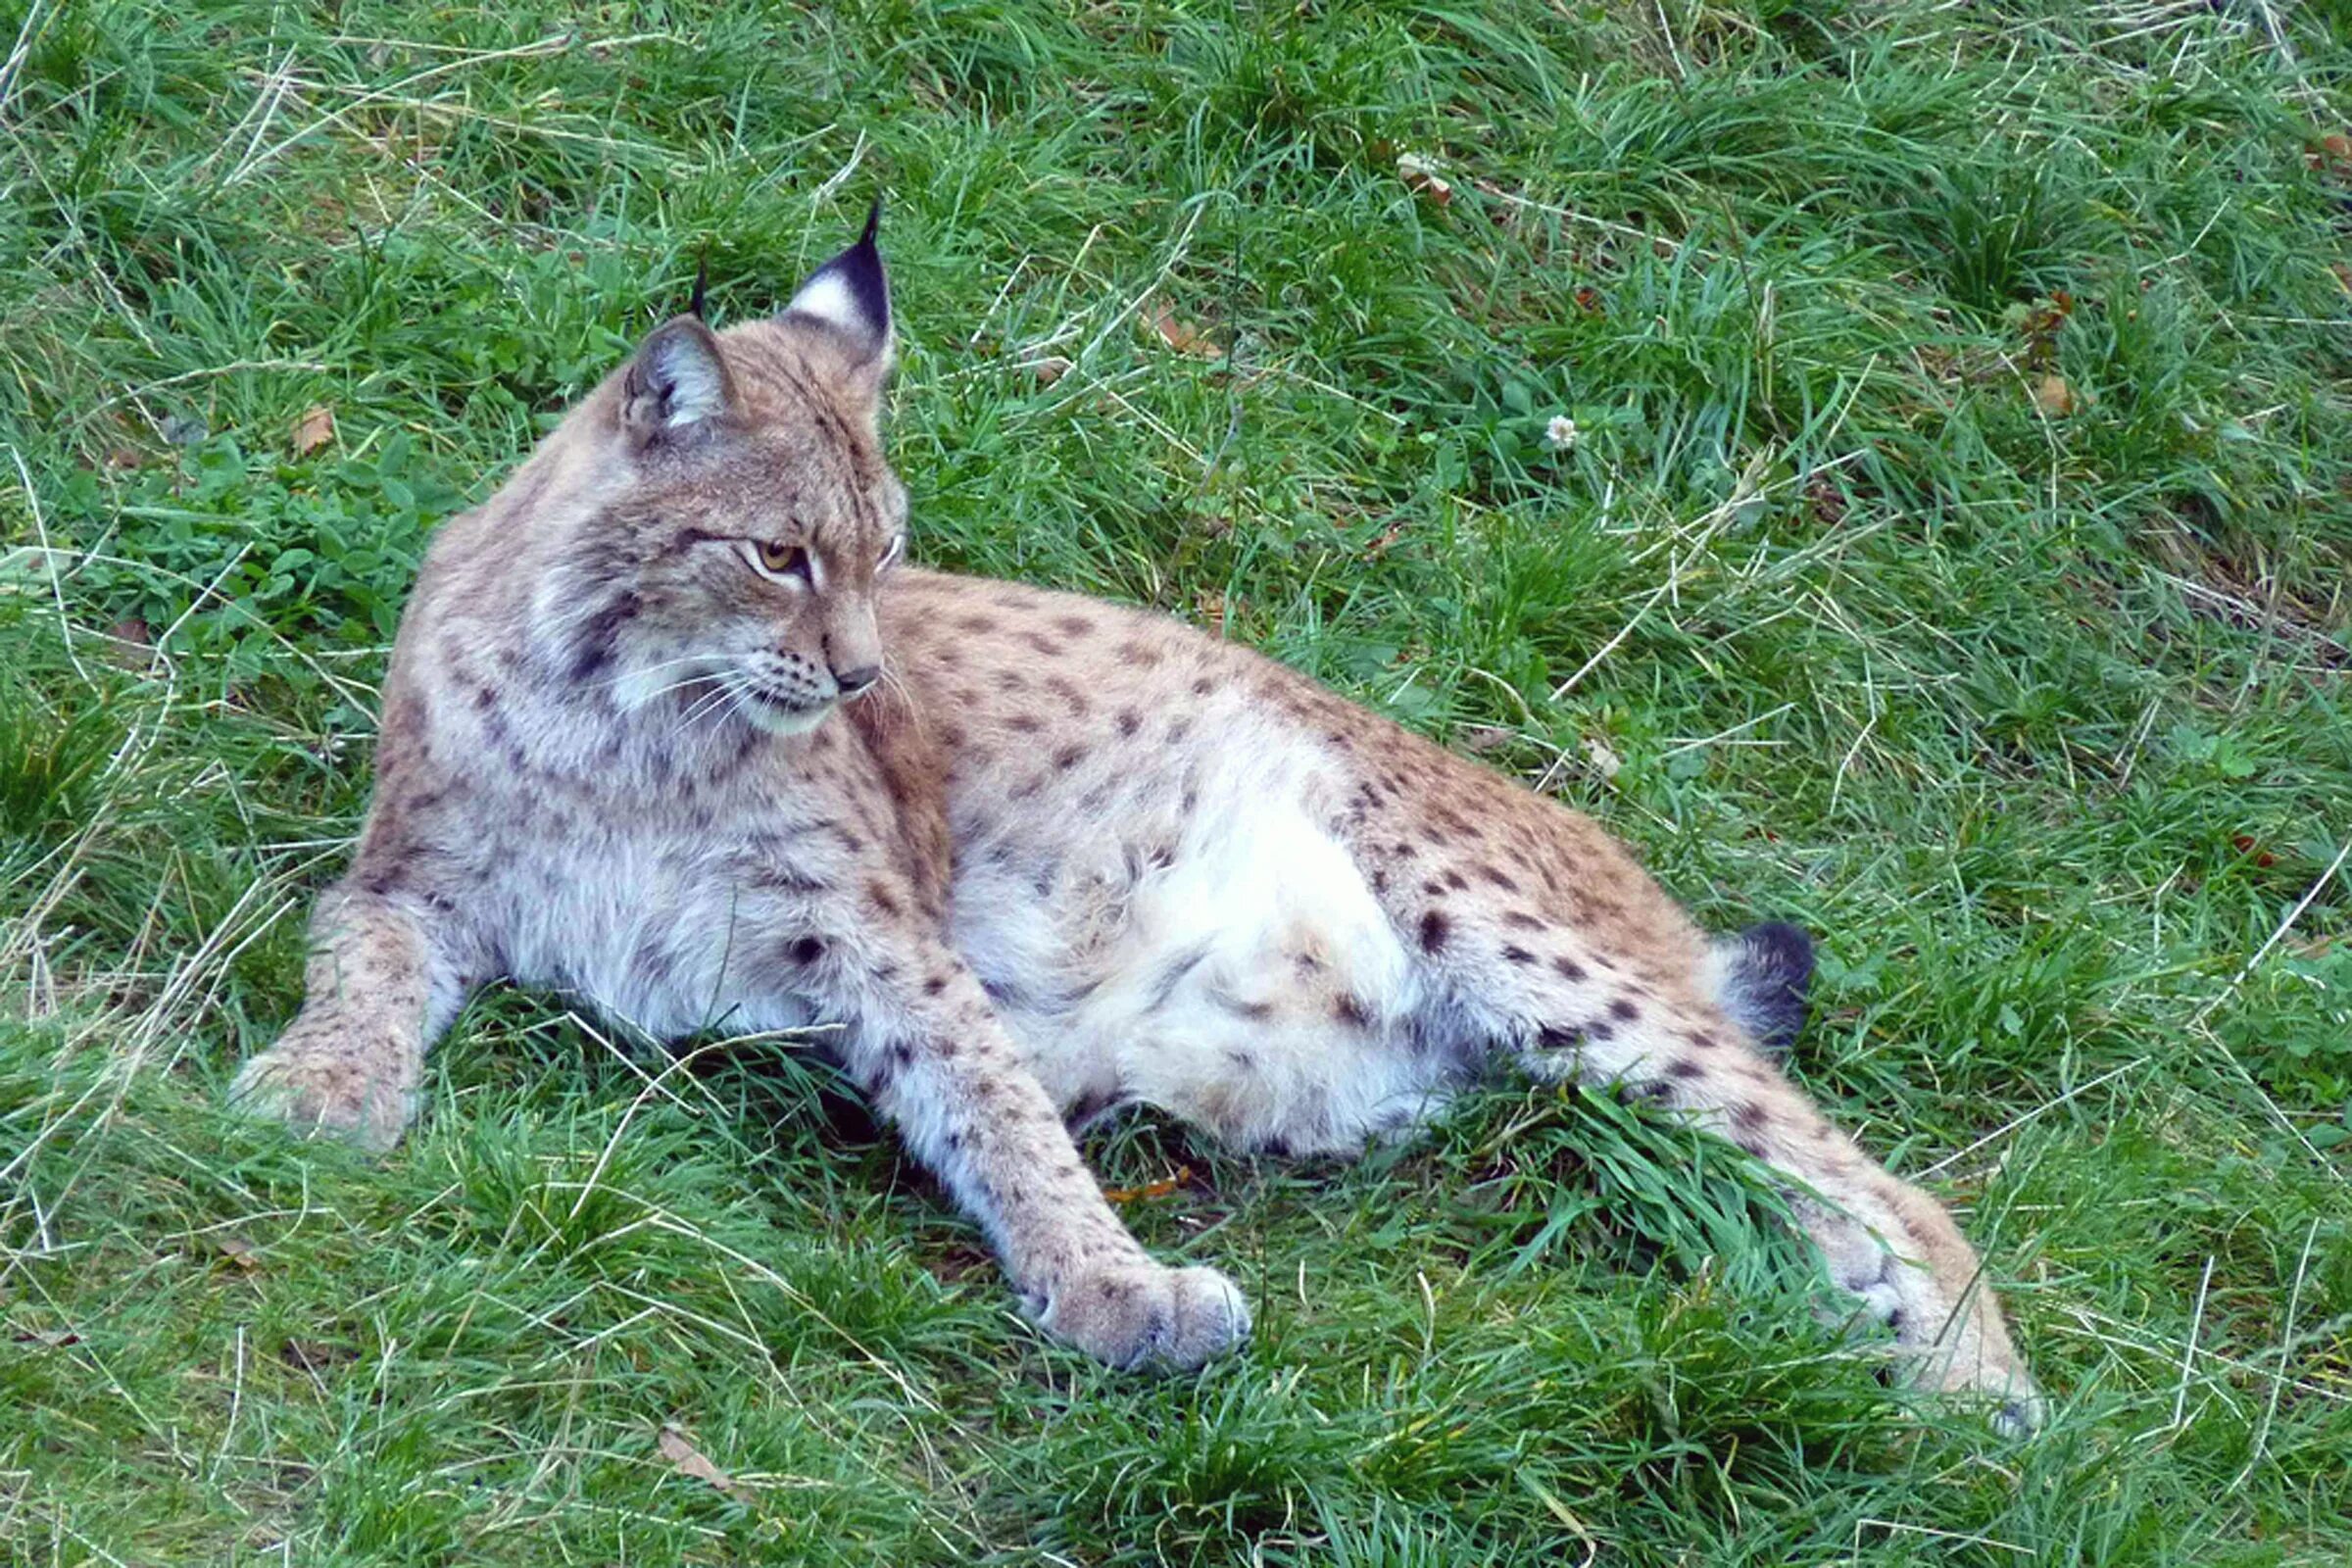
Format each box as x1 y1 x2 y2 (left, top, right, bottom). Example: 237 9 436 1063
1723 920 1815 1058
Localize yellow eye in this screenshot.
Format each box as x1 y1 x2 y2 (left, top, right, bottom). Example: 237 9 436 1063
755 541 809 580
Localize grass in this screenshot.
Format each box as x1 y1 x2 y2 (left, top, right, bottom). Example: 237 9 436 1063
3 0 2350 1560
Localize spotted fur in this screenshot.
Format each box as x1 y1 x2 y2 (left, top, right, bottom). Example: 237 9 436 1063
232 219 2039 1427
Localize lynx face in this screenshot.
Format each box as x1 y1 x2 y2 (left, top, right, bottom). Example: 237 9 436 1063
564 222 907 736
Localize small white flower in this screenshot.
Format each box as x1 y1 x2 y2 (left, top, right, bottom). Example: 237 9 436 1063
1544 414 1578 452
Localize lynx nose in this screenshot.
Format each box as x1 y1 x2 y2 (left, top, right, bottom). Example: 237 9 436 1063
833 664 881 697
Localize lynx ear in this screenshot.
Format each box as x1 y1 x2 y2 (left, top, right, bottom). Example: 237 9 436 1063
621 316 733 442
783 200 892 371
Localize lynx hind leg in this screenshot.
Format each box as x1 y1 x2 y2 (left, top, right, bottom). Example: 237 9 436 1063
1540 975 2034 1425
1360 822 2039 1429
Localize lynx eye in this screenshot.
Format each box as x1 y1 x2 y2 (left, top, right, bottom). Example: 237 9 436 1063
753 540 811 582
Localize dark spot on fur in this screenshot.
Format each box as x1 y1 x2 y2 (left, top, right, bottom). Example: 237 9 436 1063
566 591 642 681
1190 677 1212 696
1501 945 1536 965
1504 911 1544 931
1586 1019 1616 1043
1419 909 1449 953
1054 745 1085 770
1334 995 1371 1027
1115 709 1141 738
1006 713 1043 734
924 975 949 997
1116 640 1160 667
866 881 901 917
957 613 996 633
1609 997 1640 1022
1536 1025 1581 1053
1166 717 1193 743
1055 614 1093 637
1481 865 1519 892
1554 956 1588 982
1685 1030 1719 1051
1668 1058 1706 1080
1444 869 1467 891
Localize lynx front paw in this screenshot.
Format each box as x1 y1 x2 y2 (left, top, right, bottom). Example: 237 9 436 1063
1909 1338 2047 1439
1037 1261 1252 1370
229 1030 418 1154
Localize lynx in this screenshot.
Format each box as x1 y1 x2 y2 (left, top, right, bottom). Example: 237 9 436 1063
232 213 2040 1431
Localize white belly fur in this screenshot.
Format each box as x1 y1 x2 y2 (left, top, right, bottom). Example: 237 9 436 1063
950 714 1462 1154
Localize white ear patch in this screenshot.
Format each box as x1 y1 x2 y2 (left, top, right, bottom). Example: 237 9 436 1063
646 332 727 427
622 318 733 439
786 270 863 338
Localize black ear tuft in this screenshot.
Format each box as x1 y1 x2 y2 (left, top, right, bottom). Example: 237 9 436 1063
784 201 891 367
687 246 710 322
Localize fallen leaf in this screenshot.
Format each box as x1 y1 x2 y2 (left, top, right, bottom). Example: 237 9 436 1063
1194 589 1228 631
2030 373 2076 417
1020 353 1073 385
1103 1166 1193 1204
104 618 153 670
1146 298 1223 360
214 1236 264 1273
101 447 147 471
1581 736 1624 780
2232 835 2278 869
1459 724 1515 755
1396 152 1453 206
291 404 337 457
280 1339 355 1373
12 1328 80 1348
658 1425 755 1505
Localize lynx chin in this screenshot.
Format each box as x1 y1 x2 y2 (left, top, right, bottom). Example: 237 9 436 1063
232 210 2041 1433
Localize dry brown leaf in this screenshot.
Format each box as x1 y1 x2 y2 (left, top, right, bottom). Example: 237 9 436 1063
12 1328 80 1348
1146 298 1222 360
1103 1166 1193 1204
658 1425 755 1505
102 618 153 672
215 1236 264 1273
1396 152 1453 206
2030 373 2076 417
1458 724 1515 755
1020 353 1073 385
291 404 337 457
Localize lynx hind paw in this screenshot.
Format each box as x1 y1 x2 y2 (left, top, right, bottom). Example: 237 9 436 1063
1037 1261 1252 1371
229 1036 416 1155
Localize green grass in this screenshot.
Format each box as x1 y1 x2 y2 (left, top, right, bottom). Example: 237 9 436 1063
3 0 2350 1561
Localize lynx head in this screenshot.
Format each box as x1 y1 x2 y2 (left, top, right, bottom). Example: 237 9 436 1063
544 207 907 738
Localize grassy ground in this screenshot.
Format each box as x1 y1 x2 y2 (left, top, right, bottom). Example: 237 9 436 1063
4 0 2351 1561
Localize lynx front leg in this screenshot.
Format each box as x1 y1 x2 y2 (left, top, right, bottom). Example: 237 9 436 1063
230 886 463 1153
850 949 1250 1370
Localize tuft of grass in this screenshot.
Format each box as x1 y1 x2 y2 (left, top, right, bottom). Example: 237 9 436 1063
3 1 2349 1562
